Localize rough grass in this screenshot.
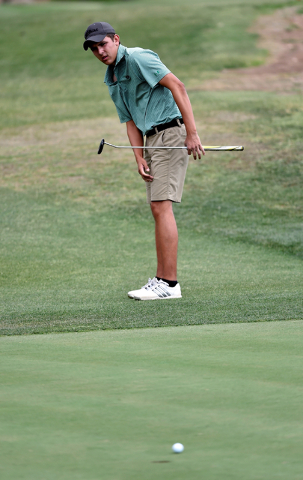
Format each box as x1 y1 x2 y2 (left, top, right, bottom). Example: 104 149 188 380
0 0 302 335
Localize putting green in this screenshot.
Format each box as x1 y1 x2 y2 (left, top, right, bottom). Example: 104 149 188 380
1 320 302 479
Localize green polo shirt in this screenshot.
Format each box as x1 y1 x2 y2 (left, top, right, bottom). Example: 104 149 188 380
104 45 182 136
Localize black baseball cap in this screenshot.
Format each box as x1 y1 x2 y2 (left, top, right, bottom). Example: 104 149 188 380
83 22 115 51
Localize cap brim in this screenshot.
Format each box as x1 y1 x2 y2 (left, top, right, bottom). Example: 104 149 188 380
83 34 107 51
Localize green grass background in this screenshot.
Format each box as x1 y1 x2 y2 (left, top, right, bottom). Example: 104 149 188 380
0 0 302 335
1 2 303 478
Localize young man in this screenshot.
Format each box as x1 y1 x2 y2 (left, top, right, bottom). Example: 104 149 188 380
83 22 204 300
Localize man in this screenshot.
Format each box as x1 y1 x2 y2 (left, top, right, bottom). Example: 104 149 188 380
83 22 204 300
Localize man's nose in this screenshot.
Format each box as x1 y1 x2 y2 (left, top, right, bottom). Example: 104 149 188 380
97 45 104 54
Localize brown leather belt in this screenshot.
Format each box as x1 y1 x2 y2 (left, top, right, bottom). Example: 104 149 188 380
145 118 184 138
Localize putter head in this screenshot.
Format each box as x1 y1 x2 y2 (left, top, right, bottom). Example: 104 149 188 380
98 139 105 155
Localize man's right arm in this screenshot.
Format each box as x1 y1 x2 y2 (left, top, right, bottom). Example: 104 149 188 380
126 120 153 182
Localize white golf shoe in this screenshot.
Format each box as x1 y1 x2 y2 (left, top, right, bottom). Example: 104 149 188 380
128 277 159 299
132 279 182 301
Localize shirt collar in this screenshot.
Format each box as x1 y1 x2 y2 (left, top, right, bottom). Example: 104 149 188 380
104 44 127 85
115 44 127 66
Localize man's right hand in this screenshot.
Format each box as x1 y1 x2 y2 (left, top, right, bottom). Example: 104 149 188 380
126 121 153 182
137 157 153 182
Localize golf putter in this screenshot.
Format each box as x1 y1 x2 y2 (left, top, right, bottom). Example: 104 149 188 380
98 138 244 155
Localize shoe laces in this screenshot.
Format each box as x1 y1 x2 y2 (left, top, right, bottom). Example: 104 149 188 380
143 277 157 290
151 279 169 292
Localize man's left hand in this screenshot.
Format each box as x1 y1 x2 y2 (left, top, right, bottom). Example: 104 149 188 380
185 132 205 160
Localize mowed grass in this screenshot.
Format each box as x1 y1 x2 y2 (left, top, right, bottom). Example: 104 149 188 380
0 0 303 335
1 321 303 480
1 2 303 478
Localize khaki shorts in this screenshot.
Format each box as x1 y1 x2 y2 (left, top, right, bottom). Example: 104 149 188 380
144 123 188 204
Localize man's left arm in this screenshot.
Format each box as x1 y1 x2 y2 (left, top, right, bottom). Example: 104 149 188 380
159 73 205 160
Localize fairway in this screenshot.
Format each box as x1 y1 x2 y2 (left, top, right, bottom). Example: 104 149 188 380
1 321 303 480
0 201 302 334
1 0 303 333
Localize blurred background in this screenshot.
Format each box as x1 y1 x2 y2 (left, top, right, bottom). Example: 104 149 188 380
0 0 302 334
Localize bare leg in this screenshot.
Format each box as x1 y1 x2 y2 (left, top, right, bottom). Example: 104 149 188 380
150 200 178 281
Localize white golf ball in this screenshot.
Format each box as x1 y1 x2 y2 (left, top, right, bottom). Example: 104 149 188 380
172 443 184 453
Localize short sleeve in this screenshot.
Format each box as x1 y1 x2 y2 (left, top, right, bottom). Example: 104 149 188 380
130 50 171 89
115 104 132 124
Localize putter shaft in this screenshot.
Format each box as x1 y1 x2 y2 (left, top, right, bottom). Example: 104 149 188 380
103 141 244 152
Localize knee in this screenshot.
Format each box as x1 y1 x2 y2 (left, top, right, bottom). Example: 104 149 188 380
150 201 160 218
150 200 172 219
151 201 166 219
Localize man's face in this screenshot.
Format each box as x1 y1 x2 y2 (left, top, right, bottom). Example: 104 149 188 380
91 35 120 65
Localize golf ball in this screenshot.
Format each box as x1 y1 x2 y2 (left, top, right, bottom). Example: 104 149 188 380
172 443 184 453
